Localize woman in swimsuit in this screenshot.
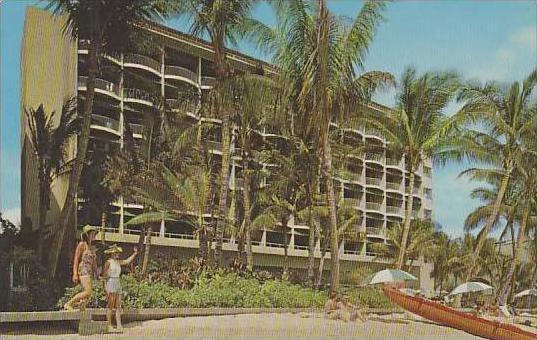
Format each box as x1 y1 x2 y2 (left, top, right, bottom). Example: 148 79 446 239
64 225 98 310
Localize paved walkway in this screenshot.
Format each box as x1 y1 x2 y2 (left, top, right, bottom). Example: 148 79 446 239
2 313 483 339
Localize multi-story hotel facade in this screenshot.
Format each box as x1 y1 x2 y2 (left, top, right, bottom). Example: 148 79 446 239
21 7 434 291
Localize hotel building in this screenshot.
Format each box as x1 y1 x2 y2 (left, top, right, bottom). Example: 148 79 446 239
20 7 434 290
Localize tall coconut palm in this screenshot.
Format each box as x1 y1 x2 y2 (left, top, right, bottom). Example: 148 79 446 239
457 69 537 281
497 129 537 305
46 0 174 277
176 0 260 266
366 67 460 269
24 99 80 263
251 0 393 294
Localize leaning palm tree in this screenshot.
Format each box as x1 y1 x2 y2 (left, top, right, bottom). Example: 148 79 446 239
366 67 460 269
457 69 537 281
46 0 175 277
497 130 537 305
24 99 79 263
252 0 393 294
176 0 260 266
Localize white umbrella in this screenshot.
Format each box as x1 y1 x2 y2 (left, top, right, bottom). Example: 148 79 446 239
448 282 493 296
514 289 537 299
361 269 418 286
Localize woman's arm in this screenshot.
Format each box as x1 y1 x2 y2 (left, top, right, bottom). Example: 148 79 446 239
72 242 84 284
101 260 110 279
120 247 138 266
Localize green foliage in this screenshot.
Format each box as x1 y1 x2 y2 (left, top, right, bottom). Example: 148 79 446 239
341 286 394 309
57 271 331 309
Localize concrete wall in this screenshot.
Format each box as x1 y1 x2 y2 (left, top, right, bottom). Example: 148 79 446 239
20 7 77 231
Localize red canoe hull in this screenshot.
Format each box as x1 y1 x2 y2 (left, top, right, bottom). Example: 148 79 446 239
383 286 537 340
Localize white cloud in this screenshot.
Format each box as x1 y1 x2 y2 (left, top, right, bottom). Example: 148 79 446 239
510 25 537 52
468 25 536 83
1 207 20 226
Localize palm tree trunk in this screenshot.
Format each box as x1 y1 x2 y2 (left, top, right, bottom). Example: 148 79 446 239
322 137 339 294
498 203 529 305
396 170 415 269
100 210 107 244
37 174 49 264
242 162 253 271
306 190 315 286
198 213 208 261
49 36 101 278
282 216 290 280
141 226 152 277
465 169 512 281
214 120 231 266
315 230 329 289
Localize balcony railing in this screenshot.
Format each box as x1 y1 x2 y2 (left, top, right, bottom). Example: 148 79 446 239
91 114 119 132
386 206 402 215
343 249 361 255
124 87 155 104
124 53 161 73
206 140 222 151
294 245 308 250
265 242 286 249
366 227 384 236
165 65 197 83
386 158 402 166
201 76 216 88
365 152 384 163
366 202 382 211
386 182 401 190
78 76 120 96
129 123 144 136
365 177 382 186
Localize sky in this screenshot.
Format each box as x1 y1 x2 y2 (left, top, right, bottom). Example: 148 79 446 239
1 0 536 238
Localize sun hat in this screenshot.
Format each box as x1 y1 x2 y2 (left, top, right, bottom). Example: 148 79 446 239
81 225 98 236
104 244 123 254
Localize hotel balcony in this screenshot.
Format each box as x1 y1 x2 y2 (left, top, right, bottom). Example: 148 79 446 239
385 181 402 191
365 176 382 187
123 87 155 107
365 201 382 212
165 65 198 85
124 53 161 77
386 205 403 216
91 114 120 135
78 76 121 99
201 76 216 89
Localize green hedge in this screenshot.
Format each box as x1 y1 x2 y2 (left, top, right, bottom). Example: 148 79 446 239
57 272 392 310
57 273 326 309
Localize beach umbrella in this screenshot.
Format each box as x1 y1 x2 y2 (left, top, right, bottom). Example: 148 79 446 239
513 289 537 299
361 269 418 286
448 282 493 296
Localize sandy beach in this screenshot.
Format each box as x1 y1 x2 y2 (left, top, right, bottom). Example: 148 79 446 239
2 312 491 339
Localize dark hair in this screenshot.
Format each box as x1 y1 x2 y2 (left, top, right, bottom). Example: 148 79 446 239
82 231 93 245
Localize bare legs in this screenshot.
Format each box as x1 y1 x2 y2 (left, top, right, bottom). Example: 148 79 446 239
64 276 92 310
106 293 123 333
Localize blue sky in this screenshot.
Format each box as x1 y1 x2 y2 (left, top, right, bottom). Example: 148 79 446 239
1 1 536 237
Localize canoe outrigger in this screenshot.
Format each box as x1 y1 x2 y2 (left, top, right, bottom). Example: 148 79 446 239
383 286 537 340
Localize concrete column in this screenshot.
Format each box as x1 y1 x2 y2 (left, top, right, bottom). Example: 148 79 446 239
159 217 165 238
160 48 165 97
339 239 345 256
119 196 124 234
119 53 124 149
261 228 267 246
315 238 321 253
289 227 295 248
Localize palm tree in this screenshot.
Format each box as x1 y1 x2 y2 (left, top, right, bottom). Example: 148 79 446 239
371 219 437 271
430 232 460 292
24 99 79 263
366 67 460 269
126 162 214 261
251 0 393 294
497 129 537 305
457 69 536 281
46 0 174 277
176 0 260 266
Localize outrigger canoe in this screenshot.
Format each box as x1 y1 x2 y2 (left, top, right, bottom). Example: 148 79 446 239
383 286 537 340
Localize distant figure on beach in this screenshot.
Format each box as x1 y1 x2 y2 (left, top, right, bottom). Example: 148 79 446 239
101 244 138 333
64 225 98 310
324 293 366 322
324 292 339 320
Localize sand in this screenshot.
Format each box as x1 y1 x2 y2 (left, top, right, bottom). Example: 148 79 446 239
1 312 491 339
